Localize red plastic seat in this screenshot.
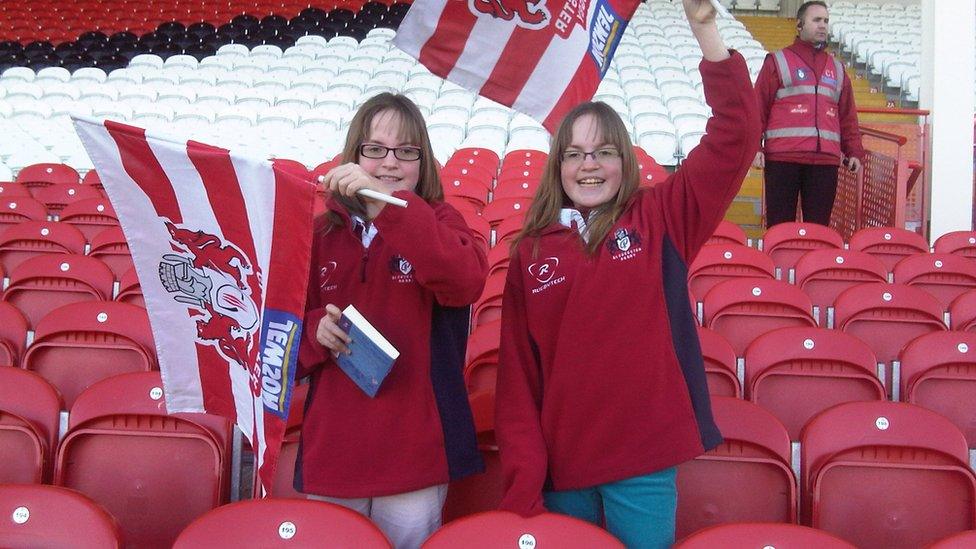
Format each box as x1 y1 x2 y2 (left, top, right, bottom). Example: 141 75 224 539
23 301 156 408
933 230 976 259
116 266 144 307
3 253 115 328
675 522 855 548
174 499 392 548
493 214 525 248
900 331 976 447
471 273 504 330
482 197 531 227
486 244 511 279
687 244 776 303
459 210 490 252
634 145 670 187
833 282 947 396
269 382 310 499
55 412 224 549
464 320 500 394
0 302 28 366
794 248 888 327
446 147 500 176
761 222 844 280
0 182 33 198
929 530 976 549
423 511 623 548
676 396 796 540
848 226 929 273
71 371 234 498
444 196 481 218
441 164 495 191
893 252 976 310
0 220 86 274
0 196 48 233
0 369 60 481
744 326 884 439
15 163 81 193
950 289 976 332
442 390 504 523
58 197 119 242
706 220 747 246
443 176 489 211
500 149 548 172
82 169 103 189
696 326 740 397
33 183 103 217
88 226 134 279
493 175 538 200
0 484 122 549
801 401 976 548
703 278 817 356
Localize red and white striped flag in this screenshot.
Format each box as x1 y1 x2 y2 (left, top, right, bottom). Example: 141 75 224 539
394 0 641 132
73 116 315 494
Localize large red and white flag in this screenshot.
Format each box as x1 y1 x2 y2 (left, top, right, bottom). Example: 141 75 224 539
73 116 315 494
394 0 641 132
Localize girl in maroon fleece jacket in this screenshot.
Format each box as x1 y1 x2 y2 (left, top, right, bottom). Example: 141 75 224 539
495 1 761 547
298 93 487 549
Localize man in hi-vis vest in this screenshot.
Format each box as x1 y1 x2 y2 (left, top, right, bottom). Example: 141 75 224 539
753 0 864 228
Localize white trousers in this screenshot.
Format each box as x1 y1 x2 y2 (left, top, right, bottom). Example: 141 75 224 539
307 484 448 549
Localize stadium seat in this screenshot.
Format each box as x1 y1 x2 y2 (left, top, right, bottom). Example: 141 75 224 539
696 326 740 397
269 382 309 499
676 397 796 539
892 252 976 310
0 367 61 484
687 244 776 303
442 390 505 523
14 162 80 192
55 411 224 549
88 226 133 279
0 484 122 549
423 511 623 548
744 326 884 439
3 253 114 328
115 266 144 307
464 319 500 394
706 219 747 246
848 226 929 274
493 215 525 248
801 401 976 548
833 282 947 397
929 530 976 549
0 302 28 366
933 230 976 259
900 331 976 447
32 183 103 217
174 499 391 548
0 220 86 274
794 248 888 327
23 301 156 407
442 176 488 212
471 272 504 330
760 222 844 281
949 289 976 332
0 195 48 233
493 174 538 200
703 278 817 356
481 198 530 228
58 197 119 242
674 522 856 548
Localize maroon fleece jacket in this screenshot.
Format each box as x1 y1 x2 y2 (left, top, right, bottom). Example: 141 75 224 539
495 51 762 516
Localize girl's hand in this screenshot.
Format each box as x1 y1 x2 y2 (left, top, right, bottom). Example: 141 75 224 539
319 163 386 218
683 0 718 26
316 304 351 356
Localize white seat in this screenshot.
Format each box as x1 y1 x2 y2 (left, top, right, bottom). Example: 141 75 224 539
90 102 134 122
42 83 82 101
295 35 329 47
157 85 198 106
257 107 300 131
165 54 199 69
133 104 176 125
216 73 255 92
252 76 289 93
0 162 12 180
1 67 35 83
637 130 678 166
251 44 284 59
200 55 236 72
427 122 466 164
289 73 329 93
130 53 164 69
217 43 250 57
276 89 317 112
34 66 71 85
70 67 107 84
118 87 159 106
180 72 218 88
79 83 120 102
298 110 341 132
504 130 549 156
235 88 277 109
142 72 181 87
215 106 258 130
195 88 236 108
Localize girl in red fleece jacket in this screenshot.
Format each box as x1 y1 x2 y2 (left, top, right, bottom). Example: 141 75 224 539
298 93 487 549
494 1 761 547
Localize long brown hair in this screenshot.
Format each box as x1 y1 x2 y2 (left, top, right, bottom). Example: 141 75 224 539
326 92 442 227
515 102 640 255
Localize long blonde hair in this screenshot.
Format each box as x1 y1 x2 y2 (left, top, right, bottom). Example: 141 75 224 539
326 93 442 227
515 102 641 255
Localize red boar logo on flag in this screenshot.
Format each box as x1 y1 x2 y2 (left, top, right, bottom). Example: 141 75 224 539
73 115 315 495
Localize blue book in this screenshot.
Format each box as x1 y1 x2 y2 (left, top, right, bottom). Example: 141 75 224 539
336 305 400 398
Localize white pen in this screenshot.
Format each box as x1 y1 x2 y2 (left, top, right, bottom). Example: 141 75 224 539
316 175 409 208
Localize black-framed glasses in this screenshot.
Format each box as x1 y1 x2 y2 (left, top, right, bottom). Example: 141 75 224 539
561 147 621 164
359 143 423 161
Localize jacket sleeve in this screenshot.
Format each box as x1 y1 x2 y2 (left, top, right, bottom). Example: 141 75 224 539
754 52 779 150
298 240 333 378
839 70 865 160
653 50 762 262
495 251 548 517
372 192 488 307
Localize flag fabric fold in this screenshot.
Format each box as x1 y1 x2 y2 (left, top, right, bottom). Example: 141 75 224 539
73 116 315 494
394 0 642 132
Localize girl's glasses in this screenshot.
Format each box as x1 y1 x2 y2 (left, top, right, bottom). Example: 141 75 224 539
359 144 423 161
561 148 621 165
